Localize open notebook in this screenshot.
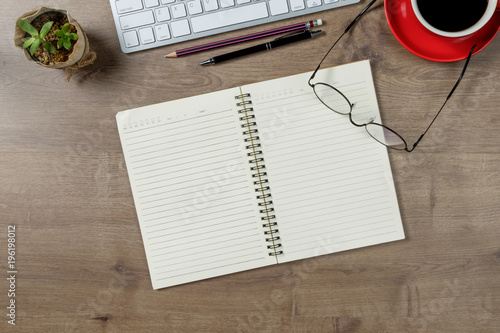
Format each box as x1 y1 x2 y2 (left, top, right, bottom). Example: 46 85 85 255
116 60 404 289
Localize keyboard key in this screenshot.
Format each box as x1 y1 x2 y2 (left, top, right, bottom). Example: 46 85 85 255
220 0 235 8
187 0 203 15
123 30 139 47
236 0 251 3
289 0 305 11
120 11 155 29
306 0 321 7
269 0 289 15
171 3 187 18
116 0 143 14
161 0 175 3
139 27 155 44
145 0 160 7
324 0 339 3
155 7 171 22
171 20 191 37
191 2 269 33
155 24 171 40
203 0 219 11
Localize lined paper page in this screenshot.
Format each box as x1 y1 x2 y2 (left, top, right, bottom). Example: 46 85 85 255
116 90 273 289
244 61 404 263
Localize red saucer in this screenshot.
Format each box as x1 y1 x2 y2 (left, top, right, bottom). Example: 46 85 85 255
384 0 500 62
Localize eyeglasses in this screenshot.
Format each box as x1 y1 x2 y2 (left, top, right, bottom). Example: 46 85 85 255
308 0 475 152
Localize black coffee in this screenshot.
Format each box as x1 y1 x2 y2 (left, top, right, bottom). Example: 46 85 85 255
416 0 488 32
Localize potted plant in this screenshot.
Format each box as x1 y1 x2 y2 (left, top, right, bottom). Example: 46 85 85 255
14 7 96 80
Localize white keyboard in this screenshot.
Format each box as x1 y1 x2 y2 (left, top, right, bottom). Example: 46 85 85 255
110 0 360 53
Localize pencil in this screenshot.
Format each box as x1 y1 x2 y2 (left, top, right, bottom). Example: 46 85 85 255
165 19 323 58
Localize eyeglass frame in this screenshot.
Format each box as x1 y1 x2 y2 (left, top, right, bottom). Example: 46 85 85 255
307 0 476 152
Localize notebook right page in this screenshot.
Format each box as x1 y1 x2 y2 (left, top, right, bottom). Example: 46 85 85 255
244 60 405 263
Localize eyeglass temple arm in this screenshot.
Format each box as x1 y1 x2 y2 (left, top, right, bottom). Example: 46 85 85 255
345 0 378 33
309 0 378 84
409 45 475 152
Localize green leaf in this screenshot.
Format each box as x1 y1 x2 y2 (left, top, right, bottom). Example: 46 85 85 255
62 23 71 33
18 19 39 37
57 38 64 48
63 40 72 50
22 37 36 49
55 30 64 38
40 21 54 38
69 33 78 41
43 41 56 55
29 38 41 55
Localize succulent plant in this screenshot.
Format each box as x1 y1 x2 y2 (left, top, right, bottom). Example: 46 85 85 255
55 23 78 51
18 19 56 55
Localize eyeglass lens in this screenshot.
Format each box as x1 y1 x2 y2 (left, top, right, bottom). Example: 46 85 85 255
313 83 408 150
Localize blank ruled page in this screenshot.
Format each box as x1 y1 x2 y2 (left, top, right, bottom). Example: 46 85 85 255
116 90 273 289
244 61 405 263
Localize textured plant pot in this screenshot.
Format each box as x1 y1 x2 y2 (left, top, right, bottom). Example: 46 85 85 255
14 7 96 79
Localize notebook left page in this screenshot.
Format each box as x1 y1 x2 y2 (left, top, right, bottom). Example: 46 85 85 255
116 89 275 289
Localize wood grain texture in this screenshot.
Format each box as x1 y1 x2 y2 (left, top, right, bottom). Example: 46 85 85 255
1 0 499 332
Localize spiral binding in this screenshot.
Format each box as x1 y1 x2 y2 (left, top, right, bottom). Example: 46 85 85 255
236 92 283 257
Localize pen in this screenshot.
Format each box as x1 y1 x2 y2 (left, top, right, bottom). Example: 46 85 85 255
199 30 322 66
165 20 323 58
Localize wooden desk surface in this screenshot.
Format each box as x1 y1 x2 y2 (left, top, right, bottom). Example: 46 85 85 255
1 1 499 332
